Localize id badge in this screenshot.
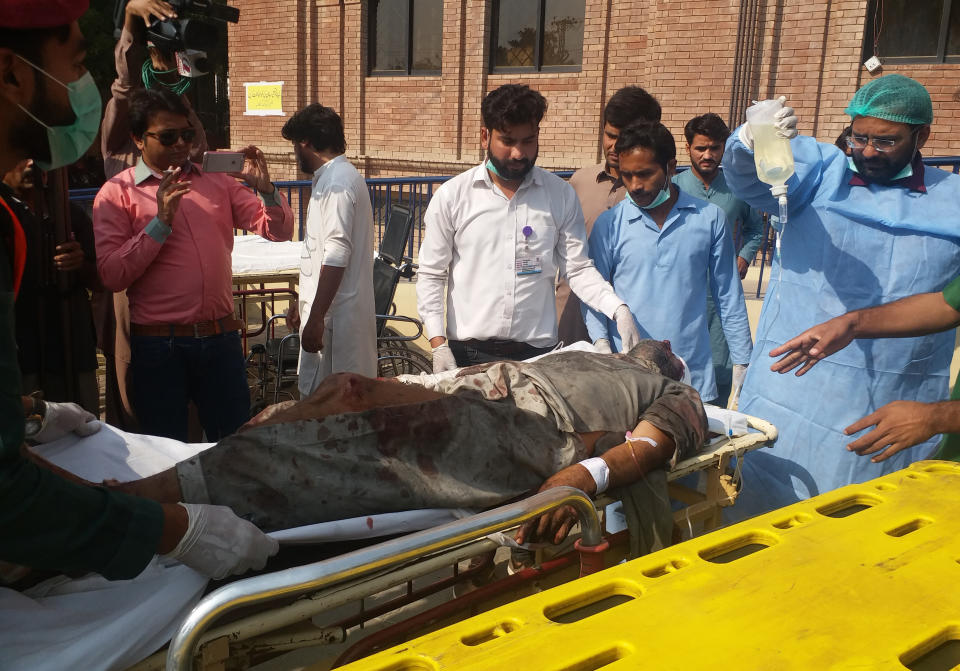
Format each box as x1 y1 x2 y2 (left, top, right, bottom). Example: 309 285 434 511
515 252 543 275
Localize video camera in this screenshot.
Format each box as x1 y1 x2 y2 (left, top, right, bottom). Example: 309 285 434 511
114 0 240 76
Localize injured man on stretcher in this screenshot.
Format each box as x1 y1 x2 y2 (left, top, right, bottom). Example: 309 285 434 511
43 339 707 559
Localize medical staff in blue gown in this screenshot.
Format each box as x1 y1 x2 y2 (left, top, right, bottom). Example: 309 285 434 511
584 121 753 405
722 75 960 520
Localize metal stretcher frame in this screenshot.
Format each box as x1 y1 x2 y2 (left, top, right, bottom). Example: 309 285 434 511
145 415 776 671
164 488 603 671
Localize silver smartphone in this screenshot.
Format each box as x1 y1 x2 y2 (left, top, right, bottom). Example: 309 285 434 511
202 151 245 173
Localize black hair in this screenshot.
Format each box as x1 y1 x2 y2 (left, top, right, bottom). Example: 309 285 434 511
603 86 661 128
129 88 191 138
614 121 676 168
481 84 547 132
683 113 730 144
0 24 71 65
625 339 684 381
281 103 347 154
835 125 852 151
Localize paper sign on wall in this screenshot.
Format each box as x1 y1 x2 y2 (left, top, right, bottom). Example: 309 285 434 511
244 81 283 116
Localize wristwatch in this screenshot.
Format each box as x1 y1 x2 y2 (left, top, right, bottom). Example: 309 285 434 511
24 394 46 439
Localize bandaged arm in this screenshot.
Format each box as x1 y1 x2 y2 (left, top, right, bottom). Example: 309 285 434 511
578 376 709 493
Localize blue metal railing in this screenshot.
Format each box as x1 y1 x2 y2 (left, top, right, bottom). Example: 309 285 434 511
69 158 960 298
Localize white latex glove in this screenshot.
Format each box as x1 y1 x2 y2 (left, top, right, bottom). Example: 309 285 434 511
32 401 101 443
613 304 641 352
738 96 798 150
431 343 458 373
164 503 279 580
773 97 798 139
593 338 612 354
728 363 749 410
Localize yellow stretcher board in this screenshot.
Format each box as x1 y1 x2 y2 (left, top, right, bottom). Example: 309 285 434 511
338 460 960 671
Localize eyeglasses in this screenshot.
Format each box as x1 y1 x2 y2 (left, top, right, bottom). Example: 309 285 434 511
144 128 197 147
846 127 919 153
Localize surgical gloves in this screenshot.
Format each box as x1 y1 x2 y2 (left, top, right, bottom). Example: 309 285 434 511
431 343 457 373
739 96 798 150
729 363 749 410
32 401 101 443
593 338 613 354
613 304 641 352
164 503 280 580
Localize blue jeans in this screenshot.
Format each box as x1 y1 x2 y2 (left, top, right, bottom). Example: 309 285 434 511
130 331 250 441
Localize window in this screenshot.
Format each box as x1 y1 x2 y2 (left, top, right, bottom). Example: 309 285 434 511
863 0 960 64
491 0 585 72
370 0 442 75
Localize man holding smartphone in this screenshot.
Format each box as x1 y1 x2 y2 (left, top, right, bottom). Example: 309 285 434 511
94 88 293 441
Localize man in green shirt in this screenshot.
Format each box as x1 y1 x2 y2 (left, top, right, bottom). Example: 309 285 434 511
768 276 960 463
673 113 765 404
0 0 276 581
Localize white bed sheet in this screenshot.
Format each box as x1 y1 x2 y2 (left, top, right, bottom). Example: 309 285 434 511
232 233 303 276
1 426 466 671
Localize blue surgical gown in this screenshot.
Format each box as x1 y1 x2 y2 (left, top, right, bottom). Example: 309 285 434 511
583 190 753 403
723 131 960 520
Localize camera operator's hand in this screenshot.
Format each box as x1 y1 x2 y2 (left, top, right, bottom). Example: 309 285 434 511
156 166 192 228
125 0 176 30
232 146 275 195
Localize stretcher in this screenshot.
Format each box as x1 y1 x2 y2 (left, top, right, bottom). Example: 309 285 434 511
231 234 302 288
1 397 775 670
333 460 960 671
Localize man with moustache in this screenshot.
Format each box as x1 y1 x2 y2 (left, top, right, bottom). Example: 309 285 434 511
417 84 640 372
93 88 294 442
584 121 753 406
558 86 662 345
673 113 764 404
281 103 376 395
722 76 960 519
0 0 278 582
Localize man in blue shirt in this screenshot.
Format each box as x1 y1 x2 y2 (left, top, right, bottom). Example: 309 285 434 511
673 113 765 404
584 122 753 405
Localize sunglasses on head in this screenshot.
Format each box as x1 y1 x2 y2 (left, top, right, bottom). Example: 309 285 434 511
144 128 197 147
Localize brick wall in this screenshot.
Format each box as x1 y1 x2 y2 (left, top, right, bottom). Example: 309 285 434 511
227 0 958 179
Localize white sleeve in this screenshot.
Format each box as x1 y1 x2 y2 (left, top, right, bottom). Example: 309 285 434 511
416 189 454 339
556 183 623 319
319 185 356 268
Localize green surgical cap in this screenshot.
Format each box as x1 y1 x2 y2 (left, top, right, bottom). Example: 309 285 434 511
845 74 933 125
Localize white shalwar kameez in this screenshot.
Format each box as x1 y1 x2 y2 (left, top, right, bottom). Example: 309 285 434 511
298 155 376 396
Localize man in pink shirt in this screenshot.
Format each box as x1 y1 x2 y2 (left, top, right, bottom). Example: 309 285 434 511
94 88 293 441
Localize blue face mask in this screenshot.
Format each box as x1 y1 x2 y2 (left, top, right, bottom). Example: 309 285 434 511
627 174 671 210
15 56 102 171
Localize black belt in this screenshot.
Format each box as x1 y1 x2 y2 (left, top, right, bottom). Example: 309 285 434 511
452 339 544 356
132 317 243 338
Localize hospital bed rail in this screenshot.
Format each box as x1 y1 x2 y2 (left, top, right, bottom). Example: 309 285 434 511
165 486 603 671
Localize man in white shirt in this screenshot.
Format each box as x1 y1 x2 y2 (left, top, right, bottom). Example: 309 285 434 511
282 103 376 396
417 84 640 372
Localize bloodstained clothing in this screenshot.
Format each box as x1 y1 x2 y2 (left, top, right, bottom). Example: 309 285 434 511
175 351 707 556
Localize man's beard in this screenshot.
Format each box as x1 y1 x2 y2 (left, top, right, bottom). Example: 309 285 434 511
9 76 75 167
692 159 719 180
487 149 536 181
851 148 914 184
